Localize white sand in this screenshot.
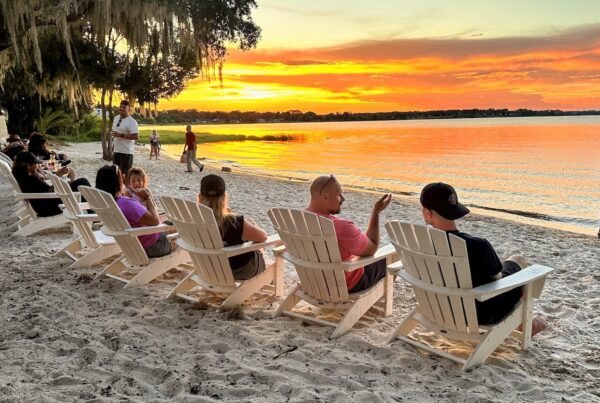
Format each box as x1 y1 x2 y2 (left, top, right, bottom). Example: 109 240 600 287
0 141 599 402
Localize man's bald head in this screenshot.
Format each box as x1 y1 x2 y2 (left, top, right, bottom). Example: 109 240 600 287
307 175 345 215
309 175 337 197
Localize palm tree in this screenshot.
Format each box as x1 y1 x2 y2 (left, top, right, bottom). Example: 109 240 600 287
34 109 78 136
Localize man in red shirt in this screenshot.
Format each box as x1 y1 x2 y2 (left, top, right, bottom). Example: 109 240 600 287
183 125 204 173
306 175 392 292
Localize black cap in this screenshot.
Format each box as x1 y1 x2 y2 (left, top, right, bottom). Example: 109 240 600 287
16 151 43 164
420 182 470 220
200 174 226 197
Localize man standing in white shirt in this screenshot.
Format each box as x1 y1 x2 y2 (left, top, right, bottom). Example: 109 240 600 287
111 100 139 175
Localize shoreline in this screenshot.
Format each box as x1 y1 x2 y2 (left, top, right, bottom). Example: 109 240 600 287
1 141 598 401
156 143 598 238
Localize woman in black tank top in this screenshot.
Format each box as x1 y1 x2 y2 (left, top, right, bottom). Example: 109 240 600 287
197 174 268 280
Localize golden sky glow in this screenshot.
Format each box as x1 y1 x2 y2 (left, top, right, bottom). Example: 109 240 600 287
159 1 600 112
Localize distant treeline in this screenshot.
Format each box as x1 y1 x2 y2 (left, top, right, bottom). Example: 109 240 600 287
134 108 600 125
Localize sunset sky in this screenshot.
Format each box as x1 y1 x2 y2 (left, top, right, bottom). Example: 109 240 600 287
160 0 600 113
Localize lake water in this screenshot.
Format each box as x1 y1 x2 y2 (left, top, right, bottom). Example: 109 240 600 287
158 116 600 234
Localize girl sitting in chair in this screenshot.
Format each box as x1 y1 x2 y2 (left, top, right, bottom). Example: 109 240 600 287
198 174 267 280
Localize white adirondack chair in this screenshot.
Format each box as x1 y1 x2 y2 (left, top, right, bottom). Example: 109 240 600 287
0 159 72 236
78 186 190 288
268 208 397 338
49 175 120 268
0 156 29 221
0 152 12 164
385 221 554 370
160 196 285 308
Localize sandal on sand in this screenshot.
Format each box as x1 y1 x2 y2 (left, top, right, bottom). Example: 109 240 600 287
199 165 204 172
184 170 194 173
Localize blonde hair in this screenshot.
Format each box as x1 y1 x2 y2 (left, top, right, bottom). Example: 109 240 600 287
126 167 148 188
197 192 238 234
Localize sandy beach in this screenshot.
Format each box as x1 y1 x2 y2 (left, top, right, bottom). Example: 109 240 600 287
1 141 599 402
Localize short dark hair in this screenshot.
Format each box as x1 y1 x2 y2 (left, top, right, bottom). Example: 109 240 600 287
120 100 130 107
95 165 123 198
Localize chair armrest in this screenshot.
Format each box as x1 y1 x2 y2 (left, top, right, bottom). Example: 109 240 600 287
102 223 173 237
341 243 397 272
471 264 554 302
125 223 173 236
75 213 99 221
15 192 61 200
388 260 404 274
222 234 283 257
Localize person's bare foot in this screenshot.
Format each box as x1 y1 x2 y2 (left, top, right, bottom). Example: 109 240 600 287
518 315 547 337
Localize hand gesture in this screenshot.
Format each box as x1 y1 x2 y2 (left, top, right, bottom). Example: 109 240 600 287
134 188 151 201
56 166 69 176
372 193 392 215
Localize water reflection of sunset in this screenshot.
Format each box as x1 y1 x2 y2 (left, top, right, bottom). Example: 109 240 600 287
162 118 600 232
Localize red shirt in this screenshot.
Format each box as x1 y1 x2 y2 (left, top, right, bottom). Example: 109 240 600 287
185 131 196 150
314 212 369 290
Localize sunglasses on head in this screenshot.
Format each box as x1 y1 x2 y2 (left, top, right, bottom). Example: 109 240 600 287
319 174 336 195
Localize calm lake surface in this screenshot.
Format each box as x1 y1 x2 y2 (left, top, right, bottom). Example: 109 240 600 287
158 116 600 234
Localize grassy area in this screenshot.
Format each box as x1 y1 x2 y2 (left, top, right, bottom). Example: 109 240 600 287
138 129 298 144
47 129 298 145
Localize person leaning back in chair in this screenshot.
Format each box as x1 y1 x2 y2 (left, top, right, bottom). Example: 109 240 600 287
419 182 547 336
306 175 392 293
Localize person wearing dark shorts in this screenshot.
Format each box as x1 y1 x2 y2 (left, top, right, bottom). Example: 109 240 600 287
419 182 547 335
111 100 138 176
306 174 393 292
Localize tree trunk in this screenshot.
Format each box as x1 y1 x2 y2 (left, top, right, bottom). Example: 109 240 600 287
100 87 111 161
106 86 115 161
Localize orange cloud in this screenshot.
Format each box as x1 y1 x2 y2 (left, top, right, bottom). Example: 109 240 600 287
160 25 600 112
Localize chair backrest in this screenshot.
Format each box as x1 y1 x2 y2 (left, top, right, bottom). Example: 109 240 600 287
79 186 149 265
268 208 349 303
49 175 98 249
160 196 236 287
0 159 38 219
385 221 479 334
0 152 11 164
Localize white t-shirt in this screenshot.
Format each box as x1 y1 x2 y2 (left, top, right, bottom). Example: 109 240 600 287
112 115 138 155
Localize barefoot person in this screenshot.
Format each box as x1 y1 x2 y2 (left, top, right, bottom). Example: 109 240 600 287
306 175 392 292
111 100 139 176
183 125 204 173
419 182 547 336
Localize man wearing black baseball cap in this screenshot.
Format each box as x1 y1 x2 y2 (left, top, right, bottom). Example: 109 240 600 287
420 182 547 336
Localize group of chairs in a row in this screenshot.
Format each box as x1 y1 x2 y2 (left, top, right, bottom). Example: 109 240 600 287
0 155 552 370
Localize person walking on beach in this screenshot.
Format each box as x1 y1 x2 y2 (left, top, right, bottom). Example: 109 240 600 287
183 125 204 173
306 175 392 292
111 100 139 175
419 182 547 336
149 129 160 160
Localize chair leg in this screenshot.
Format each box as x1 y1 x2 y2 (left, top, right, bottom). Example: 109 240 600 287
168 271 198 299
331 282 384 338
275 284 301 317
125 249 189 288
463 306 522 370
55 238 83 260
387 307 419 343
273 252 284 297
521 285 534 350
221 266 274 309
95 255 127 281
383 270 394 317
68 244 121 269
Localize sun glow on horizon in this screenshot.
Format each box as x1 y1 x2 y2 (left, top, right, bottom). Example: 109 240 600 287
159 2 600 113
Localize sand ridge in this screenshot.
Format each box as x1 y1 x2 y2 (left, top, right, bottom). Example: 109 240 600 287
0 142 598 401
